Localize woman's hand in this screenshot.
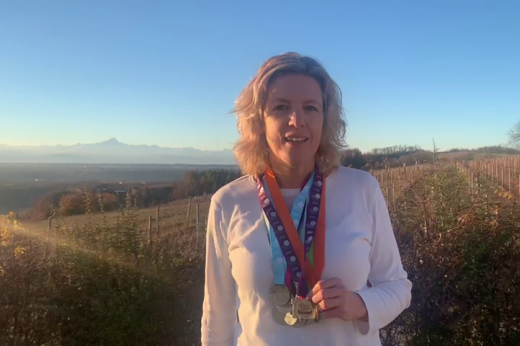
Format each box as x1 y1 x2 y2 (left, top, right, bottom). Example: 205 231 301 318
307 278 368 322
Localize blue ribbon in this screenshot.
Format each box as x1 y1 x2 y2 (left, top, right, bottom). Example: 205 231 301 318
262 173 315 287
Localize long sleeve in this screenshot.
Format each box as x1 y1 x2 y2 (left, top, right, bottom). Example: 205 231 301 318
354 178 412 335
201 198 238 345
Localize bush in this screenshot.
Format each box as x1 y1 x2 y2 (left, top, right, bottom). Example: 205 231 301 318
1 164 519 345
59 193 86 216
97 192 120 212
381 165 520 345
0 198 205 345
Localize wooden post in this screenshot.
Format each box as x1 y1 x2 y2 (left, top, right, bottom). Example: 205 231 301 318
470 172 474 195
475 172 479 197
392 181 395 204
196 203 200 233
156 204 160 238
148 215 152 245
508 167 511 191
185 197 192 229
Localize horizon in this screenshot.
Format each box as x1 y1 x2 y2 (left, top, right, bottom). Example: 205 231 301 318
1 1 519 153
1 136 517 154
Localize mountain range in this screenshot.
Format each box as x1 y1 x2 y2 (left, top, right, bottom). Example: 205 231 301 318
0 138 237 164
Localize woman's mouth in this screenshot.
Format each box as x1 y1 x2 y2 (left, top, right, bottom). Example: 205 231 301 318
284 136 308 143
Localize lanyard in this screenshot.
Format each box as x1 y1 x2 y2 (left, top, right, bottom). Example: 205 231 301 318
261 174 314 290
257 167 326 298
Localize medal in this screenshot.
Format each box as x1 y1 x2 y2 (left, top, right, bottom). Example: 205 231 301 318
272 308 288 326
284 312 298 326
258 166 327 327
259 167 326 297
292 296 316 320
284 312 307 328
270 284 291 307
314 307 321 323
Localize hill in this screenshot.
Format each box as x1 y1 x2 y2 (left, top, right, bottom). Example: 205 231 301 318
342 145 520 170
0 138 236 165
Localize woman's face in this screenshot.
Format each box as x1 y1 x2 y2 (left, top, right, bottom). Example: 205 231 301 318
263 74 324 170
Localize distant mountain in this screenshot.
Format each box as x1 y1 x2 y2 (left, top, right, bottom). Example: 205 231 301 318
0 138 237 164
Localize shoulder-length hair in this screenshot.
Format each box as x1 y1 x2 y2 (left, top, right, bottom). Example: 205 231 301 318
232 52 347 176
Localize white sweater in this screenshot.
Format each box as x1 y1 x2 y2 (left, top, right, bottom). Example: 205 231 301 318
201 166 412 346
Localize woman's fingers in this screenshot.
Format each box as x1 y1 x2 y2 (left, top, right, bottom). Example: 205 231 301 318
309 287 343 305
309 278 342 296
317 296 343 311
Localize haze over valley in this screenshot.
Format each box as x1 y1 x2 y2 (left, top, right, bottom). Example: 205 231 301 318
0 138 236 165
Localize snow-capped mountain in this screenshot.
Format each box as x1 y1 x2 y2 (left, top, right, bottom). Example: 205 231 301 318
0 138 237 164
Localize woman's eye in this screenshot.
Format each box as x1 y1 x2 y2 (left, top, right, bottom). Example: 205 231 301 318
304 105 318 112
273 105 289 111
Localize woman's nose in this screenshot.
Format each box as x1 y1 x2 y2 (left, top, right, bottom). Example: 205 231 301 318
288 110 305 128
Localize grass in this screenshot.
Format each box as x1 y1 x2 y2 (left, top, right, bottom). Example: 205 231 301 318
1 160 520 345
23 200 211 240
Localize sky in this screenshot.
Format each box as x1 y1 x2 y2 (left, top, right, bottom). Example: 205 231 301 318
0 0 519 153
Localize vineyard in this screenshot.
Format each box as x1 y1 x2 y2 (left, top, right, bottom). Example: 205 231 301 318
1 156 519 345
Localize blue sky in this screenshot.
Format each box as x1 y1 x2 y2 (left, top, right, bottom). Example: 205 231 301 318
1 0 519 153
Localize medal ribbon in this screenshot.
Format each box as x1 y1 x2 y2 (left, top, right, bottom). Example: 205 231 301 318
261 173 314 290
257 166 326 298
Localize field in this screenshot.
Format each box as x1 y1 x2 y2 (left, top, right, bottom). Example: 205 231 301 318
25 195 211 239
0 163 237 214
1 157 520 345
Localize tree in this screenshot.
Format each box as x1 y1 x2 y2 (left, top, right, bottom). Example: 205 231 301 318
59 193 85 216
341 148 367 168
99 193 119 212
508 120 520 148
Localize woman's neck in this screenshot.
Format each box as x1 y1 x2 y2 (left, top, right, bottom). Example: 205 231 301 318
269 157 315 189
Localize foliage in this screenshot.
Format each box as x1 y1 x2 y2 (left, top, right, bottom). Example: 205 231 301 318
509 121 520 148
341 145 520 171
59 193 86 216
381 164 520 346
0 196 205 345
20 168 241 221
59 192 119 216
1 163 519 345
342 147 432 170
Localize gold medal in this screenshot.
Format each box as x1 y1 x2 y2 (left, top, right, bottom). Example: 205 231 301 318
292 297 315 320
284 312 299 326
286 313 307 328
284 312 307 327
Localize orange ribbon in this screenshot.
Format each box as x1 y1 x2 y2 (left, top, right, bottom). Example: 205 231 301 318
264 167 326 289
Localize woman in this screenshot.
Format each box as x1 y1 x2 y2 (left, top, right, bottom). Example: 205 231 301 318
201 52 412 345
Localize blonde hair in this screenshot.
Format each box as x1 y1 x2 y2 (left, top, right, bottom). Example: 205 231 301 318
232 52 347 176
